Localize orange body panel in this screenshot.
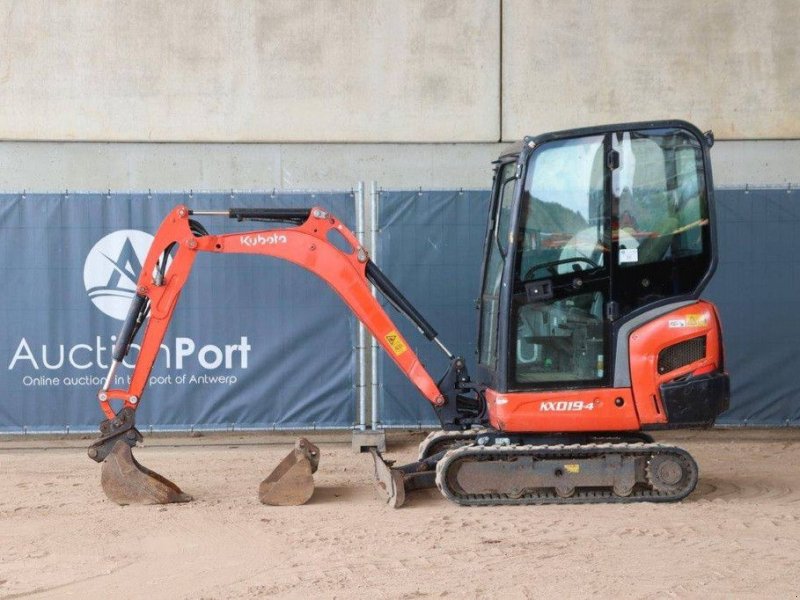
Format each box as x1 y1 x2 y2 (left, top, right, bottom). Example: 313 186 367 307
486 301 722 433
628 301 722 425
99 205 444 420
486 387 640 432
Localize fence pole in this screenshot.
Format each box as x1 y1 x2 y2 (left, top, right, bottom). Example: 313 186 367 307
354 182 367 431
369 182 381 430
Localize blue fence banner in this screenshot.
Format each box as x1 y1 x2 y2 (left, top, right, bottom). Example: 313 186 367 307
0 192 357 433
2 187 797 432
376 190 490 427
705 188 800 425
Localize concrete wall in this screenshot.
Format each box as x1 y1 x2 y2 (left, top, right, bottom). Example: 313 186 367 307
0 1 499 142
0 142 502 191
4 1 798 144
503 0 800 141
0 140 796 193
0 1 797 190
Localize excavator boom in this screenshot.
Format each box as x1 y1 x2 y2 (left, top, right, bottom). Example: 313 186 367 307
88 204 476 505
96 205 452 420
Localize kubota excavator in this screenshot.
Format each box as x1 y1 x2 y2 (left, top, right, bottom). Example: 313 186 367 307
88 120 729 507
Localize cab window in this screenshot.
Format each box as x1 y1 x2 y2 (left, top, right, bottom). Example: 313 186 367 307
478 161 517 368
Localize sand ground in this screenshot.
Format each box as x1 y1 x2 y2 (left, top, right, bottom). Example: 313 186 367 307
1 430 799 599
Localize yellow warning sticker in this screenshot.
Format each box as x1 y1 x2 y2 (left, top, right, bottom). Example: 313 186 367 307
685 314 708 328
385 330 408 356
564 464 580 474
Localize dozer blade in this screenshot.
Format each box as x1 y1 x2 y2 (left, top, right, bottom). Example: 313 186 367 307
259 438 320 506
369 448 406 508
101 440 192 506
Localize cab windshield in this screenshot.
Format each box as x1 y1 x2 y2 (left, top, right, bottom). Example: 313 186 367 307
518 135 606 282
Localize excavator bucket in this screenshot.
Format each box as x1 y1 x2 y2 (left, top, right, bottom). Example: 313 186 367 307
370 449 409 508
259 438 320 506
100 440 192 505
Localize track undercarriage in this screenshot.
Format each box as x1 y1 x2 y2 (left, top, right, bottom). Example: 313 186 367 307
373 429 699 507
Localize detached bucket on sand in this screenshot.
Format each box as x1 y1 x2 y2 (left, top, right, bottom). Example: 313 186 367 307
259 438 320 506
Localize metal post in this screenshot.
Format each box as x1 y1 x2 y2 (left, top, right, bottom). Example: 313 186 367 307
370 182 380 430
354 182 367 431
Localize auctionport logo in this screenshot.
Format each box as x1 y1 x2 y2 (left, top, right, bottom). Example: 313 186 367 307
83 230 153 320
6 227 250 384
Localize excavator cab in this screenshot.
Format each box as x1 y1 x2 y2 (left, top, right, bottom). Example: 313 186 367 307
480 121 715 394
468 121 727 437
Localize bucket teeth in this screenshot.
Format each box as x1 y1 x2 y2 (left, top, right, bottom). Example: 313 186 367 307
100 440 192 505
259 438 319 506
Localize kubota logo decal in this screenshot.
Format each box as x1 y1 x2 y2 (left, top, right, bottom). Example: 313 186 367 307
83 230 153 321
240 233 287 247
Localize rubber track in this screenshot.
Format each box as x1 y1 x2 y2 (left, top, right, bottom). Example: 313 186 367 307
418 430 656 461
434 443 698 506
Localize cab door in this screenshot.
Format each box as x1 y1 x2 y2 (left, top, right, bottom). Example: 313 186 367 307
507 134 612 391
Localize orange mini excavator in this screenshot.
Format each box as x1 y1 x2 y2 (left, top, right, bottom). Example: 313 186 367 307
88 120 729 507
